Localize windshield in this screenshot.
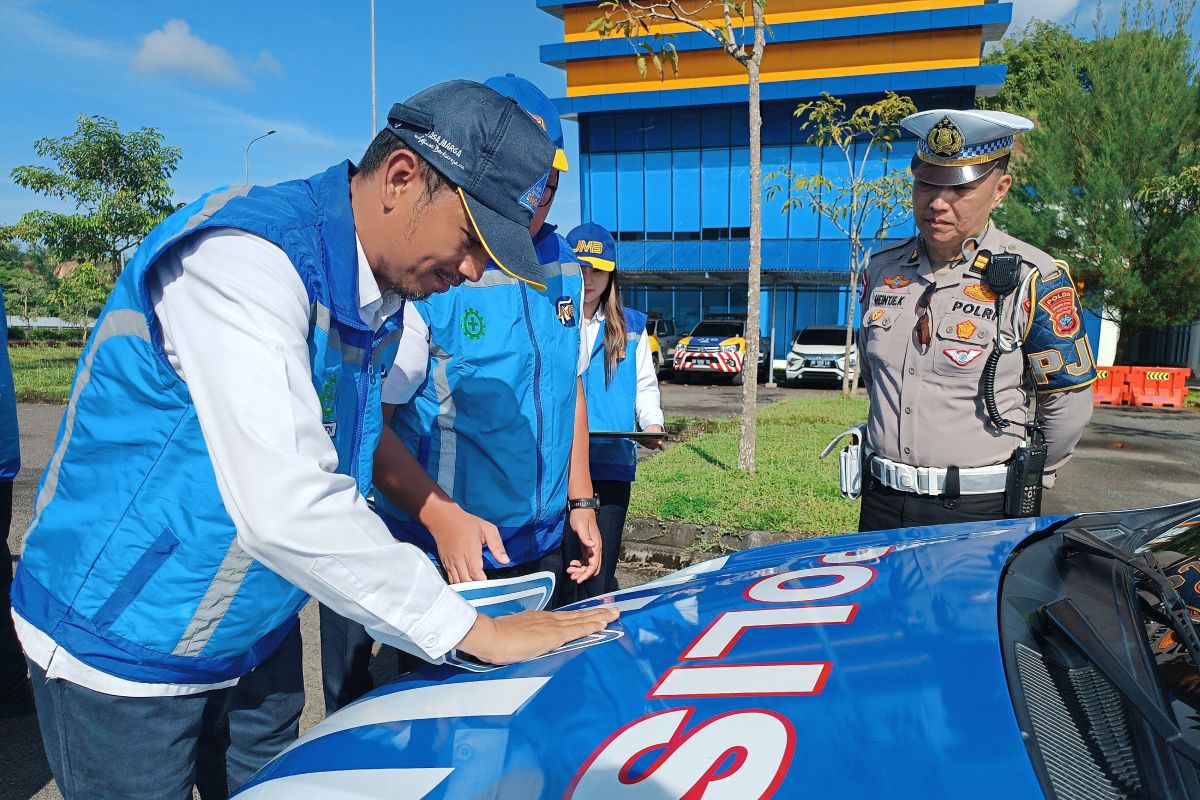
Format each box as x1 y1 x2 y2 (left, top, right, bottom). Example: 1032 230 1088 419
794 328 851 347
690 321 743 338
1137 520 1200 746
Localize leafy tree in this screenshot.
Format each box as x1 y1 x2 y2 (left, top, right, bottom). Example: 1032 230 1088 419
977 20 1089 115
4 115 182 274
996 0 1200 355
49 262 111 343
768 92 915 397
0 243 55 326
592 0 766 474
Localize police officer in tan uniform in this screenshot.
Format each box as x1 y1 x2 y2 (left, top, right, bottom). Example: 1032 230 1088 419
858 109 1097 532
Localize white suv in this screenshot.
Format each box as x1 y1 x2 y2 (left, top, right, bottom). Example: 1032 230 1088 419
785 325 858 385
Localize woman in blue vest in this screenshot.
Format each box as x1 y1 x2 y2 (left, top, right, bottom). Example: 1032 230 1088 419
563 223 665 603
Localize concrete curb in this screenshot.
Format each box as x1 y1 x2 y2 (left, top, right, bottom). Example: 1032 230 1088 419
618 517 807 571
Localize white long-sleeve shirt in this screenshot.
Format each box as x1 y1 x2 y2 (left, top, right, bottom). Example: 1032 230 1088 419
16 229 477 697
583 307 665 431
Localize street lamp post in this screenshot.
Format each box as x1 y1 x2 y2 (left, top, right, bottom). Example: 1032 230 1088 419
243 130 276 185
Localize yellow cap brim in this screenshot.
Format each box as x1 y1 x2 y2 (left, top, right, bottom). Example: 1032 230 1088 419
553 149 569 172
578 255 615 272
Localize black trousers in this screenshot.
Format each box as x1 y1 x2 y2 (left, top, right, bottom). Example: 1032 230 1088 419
318 547 564 715
561 479 631 605
857 478 1007 532
0 481 26 701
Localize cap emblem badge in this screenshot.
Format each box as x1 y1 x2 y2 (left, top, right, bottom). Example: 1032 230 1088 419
927 116 965 158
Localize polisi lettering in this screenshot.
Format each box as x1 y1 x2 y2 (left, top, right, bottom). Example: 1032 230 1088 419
568 546 894 798
951 300 996 321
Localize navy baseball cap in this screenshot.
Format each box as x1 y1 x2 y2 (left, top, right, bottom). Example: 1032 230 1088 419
566 222 616 272
385 80 555 289
484 74 569 172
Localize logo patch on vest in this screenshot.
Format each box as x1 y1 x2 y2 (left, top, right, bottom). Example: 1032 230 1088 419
943 347 984 367
318 374 337 433
963 283 996 303
461 307 486 341
1038 286 1081 337
881 275 911 289
556 296 577 327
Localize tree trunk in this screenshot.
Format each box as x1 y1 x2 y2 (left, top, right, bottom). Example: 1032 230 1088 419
842 261 858 398
737 7 765 474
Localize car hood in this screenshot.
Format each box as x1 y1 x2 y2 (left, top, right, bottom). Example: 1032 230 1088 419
684 335 741 348
790 343 853 357
237 517 1056 799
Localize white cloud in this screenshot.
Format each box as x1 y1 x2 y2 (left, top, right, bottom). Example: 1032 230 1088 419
0 0 122 63
131 20 249 87
252 50 284 77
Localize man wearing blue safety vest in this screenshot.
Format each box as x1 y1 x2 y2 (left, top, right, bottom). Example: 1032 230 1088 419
319 74 603 714
10 80 616 800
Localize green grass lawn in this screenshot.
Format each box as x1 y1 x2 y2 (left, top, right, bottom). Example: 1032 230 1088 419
631 394 869 536
9 345 83 403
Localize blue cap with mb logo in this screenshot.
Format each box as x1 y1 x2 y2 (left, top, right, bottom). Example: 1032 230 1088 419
566 222 616 272
385 80 555 289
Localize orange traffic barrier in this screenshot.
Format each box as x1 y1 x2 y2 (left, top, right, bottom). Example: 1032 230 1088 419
1127 366 1192 408
1092 366 1131 405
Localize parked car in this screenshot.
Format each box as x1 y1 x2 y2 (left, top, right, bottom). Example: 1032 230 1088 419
672 315 768 385
236 499 1200 799
644 315 679 374
785 325 858 386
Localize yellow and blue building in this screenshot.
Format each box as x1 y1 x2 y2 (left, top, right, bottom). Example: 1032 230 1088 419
537 0 1013 361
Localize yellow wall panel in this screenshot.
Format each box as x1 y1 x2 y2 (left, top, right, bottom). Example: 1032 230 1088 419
562 0 984 41
565 28 983 96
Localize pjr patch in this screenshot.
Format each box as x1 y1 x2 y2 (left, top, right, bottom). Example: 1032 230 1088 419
556 296 577 327
943 347 984 367
872 293 905 307
1038 287 1081 337
963 284 997 303
882 275 912 289
956 320 978 340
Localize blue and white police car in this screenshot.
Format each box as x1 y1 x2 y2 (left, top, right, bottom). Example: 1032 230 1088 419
236 499 1200 799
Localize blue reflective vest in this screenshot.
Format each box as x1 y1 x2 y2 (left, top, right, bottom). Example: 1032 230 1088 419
12 162 402 685
0 287 19 481
376 225 583 568
583 307 647 483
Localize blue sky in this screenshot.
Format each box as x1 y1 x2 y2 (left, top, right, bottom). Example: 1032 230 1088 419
0 0 1187 234
0 0 583 229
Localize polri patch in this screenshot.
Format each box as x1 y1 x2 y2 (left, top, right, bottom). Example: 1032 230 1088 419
556 296 577 327
1038 287 1081 337
943 347 984 367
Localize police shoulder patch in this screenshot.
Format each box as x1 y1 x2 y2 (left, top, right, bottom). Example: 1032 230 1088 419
1024 266 1096 393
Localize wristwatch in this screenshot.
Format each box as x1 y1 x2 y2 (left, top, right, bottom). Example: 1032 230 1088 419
567 495 600 511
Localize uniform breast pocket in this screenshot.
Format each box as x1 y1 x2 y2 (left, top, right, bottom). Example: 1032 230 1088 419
932 318 994 377
862 309 897 364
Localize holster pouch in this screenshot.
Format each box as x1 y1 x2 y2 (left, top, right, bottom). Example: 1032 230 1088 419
820 423 867 500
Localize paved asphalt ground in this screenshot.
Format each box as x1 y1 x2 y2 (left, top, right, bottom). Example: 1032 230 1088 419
3 384 1198 799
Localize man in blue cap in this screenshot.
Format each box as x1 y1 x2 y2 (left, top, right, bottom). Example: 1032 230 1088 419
11 79 617 799
855 108 1095 531
318 74 601 713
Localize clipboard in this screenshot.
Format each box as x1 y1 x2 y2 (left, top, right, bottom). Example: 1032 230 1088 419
588 431 670 441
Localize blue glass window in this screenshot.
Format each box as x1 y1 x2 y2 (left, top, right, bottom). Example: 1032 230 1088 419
701 148 730 235
589 153 617 231
761 145 790 240
789 145 821 239
644 150 672 236
673 149 700 234
587 114 616 153
615 112 643 151
643 111 672 150
672 109 700 148
729 147 750 230
616 152 645 238
701 107 730 148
